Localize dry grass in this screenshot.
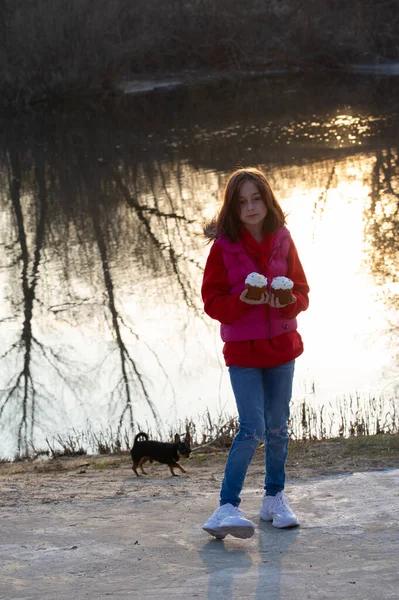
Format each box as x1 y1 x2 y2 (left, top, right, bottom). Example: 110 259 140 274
4 393 398 464
285 433 399 477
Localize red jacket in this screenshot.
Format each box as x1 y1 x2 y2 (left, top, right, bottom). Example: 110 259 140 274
201 228 309 368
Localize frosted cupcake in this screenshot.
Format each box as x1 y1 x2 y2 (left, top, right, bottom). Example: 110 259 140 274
245 272 267 300
271 276 294 304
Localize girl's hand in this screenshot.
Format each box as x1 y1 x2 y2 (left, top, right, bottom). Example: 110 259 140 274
267 293 297 309
239 289 268 305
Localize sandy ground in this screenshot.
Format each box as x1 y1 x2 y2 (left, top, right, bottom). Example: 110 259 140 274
1 446 399 599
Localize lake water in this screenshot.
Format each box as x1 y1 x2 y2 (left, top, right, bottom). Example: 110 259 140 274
1 73 398 458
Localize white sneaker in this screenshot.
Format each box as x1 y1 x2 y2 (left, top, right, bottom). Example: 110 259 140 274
203 503 255 539
259 492 300 528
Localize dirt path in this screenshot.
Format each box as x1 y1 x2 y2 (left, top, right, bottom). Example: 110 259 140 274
1 447 398 600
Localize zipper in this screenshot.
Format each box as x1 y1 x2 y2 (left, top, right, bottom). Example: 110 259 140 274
238 234 290 340
266 234 290 346
267 234 289 267
243 251 271 337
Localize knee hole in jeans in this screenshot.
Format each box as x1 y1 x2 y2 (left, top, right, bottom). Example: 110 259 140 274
266 426 289 437
236 426 265 443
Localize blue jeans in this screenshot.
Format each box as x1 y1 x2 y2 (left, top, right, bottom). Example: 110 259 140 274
220 360 295 507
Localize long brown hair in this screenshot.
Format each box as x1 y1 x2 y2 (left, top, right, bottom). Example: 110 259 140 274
203 167 286 242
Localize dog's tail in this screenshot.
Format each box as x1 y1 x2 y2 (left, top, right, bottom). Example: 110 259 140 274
134 432 148 444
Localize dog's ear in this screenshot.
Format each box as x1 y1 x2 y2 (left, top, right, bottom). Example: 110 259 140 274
174 433 181 444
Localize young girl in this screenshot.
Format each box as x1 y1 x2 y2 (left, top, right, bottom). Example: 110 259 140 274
201 167 309 539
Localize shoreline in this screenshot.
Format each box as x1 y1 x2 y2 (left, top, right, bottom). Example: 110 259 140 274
3 62 399 115
119 62 399 97
1 433 398 477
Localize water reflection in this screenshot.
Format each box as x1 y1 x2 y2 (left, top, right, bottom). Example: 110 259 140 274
365 147 398 295
0 74 398 457
364 146 399 368
0 118 207 455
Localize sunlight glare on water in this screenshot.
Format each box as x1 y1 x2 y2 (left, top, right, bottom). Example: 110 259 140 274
0 75 398 456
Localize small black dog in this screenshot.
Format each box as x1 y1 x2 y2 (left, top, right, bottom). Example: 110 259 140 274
130 431 191 477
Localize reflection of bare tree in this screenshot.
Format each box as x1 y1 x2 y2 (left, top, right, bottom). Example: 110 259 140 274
0 149 82 455
0 150 47 454
365 148 399 291
0 117 209 456
90 196 162 436
313 161 336 219
108 161 200 310
77 152 197 437
364 148 399 367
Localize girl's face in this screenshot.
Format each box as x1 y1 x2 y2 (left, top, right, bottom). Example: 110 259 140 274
238 180 267 230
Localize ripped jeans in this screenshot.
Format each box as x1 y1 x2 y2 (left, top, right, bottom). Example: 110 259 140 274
220 361 295 507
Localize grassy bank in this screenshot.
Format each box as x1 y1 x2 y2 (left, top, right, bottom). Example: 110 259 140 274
286 433 399 477
1 0 398 110
1 434 398 479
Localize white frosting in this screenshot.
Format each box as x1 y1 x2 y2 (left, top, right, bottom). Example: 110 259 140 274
245 272 267 287
271 276 293 290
